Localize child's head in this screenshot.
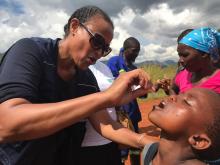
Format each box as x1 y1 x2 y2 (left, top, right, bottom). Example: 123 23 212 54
149 88 220 160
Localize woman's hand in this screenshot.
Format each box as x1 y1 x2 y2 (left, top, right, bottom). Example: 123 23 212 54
104 69 153 106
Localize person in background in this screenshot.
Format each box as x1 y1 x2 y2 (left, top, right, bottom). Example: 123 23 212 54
0 6 152 165
108 37 146 165
171 27 220 95
142 88 220 165
78 61 154 165
154 28 220 95
176 29 194 72
154 29 194 95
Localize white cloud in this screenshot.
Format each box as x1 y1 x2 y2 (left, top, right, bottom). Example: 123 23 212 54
0 1 69 52
105 3 206 63
1 0 220 64
148 3 199 26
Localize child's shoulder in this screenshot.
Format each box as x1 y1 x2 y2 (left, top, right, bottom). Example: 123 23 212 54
183 159 207 165
142 143 159 165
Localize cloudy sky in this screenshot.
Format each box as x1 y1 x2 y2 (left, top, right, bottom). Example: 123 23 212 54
1 0 220 63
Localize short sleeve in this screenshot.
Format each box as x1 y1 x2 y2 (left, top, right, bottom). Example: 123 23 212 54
75 69 100 97
0 38 43 103
107 57 120 78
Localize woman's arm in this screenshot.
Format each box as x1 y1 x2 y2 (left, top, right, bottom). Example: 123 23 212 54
0 92 109 142
0 69 152 143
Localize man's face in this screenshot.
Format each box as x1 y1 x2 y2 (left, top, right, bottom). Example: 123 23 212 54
124 46 140 63
148 88 214 136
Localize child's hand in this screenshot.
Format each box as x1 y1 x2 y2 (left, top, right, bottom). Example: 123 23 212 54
154 78 171 92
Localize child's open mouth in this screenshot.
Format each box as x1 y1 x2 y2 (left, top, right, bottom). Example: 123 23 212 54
152 101 165 111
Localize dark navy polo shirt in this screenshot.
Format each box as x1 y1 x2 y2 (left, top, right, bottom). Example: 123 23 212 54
0 37 99 165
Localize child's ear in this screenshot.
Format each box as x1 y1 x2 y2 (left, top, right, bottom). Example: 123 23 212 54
188 134 211 150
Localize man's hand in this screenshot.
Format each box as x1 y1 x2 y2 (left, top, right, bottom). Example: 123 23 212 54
104 69 153 106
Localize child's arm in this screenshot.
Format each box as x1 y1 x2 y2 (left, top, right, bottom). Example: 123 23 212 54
89 109 158 149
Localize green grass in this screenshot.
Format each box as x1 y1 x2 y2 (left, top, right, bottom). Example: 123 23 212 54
138 64 177 101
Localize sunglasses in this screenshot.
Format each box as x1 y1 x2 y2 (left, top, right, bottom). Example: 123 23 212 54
79 22 112 57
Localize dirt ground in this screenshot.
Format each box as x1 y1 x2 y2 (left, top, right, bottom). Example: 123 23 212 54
125 99 162 165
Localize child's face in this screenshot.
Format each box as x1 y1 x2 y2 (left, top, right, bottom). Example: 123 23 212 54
149 88 215 136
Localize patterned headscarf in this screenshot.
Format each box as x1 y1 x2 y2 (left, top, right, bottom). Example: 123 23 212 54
179 27 220 62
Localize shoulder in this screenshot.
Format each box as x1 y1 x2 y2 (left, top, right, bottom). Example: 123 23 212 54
183 159 207 165
1 38 42 65
13 37 57 49
30 37 58 46
2 37 59 65
176 69 188 75
10 38 41 52
142 143 158 165
108 55 120 63
109 55 119 60
175 69 190 80
30 37 60 54
214 69 220 76
5 37 58 57
143 142 159 153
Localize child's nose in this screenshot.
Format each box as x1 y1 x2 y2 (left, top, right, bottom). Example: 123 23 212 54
168 95 177 102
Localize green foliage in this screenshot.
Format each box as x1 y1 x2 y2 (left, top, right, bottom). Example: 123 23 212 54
138 64 177 101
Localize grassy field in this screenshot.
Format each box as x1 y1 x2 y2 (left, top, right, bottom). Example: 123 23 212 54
138 64 177 101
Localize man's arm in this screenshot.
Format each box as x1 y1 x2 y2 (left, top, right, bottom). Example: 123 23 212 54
107 57 121 78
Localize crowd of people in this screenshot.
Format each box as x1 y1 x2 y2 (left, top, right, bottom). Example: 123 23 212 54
0 5 220 165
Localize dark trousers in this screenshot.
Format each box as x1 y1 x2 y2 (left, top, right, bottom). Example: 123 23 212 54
78 142 121 165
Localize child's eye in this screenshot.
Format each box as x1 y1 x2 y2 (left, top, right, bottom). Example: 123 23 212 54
183 99 191 106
